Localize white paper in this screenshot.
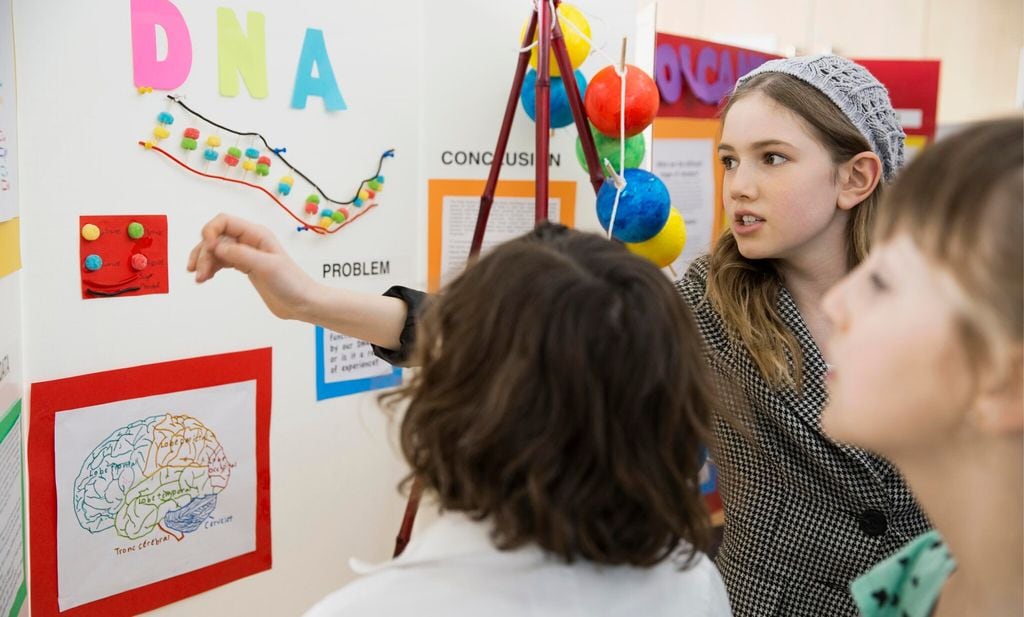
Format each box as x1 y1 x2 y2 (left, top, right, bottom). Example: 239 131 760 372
54 381 258 611
0 0 17 222
0 411 23 617
440 195 562 287
653 138 717 273
894 108 924 130
323 329 393 384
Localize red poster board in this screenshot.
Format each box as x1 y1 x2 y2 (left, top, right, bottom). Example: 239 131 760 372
655 33 780 118
853 58 941 140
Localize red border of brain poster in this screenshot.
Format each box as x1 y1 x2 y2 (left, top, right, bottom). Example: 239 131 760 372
28 348 272 616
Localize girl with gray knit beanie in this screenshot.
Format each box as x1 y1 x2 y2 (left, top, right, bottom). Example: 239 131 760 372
680 54 930 615
189 55 926 617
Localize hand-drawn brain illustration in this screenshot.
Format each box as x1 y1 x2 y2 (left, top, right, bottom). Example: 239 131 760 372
73 414 231 540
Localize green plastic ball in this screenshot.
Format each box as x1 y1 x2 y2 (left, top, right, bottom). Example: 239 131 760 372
575 125 646 176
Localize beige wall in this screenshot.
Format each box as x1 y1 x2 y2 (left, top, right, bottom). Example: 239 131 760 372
649 0 1023 124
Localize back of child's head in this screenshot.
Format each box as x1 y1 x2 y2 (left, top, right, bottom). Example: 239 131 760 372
390 223 713 567
874 116 1023 376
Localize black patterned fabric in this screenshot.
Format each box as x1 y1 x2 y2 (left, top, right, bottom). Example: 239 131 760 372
677 256 930 616
370 286 428 366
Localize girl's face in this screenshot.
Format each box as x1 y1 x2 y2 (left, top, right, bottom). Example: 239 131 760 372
718 92 845 261
820 234 975 456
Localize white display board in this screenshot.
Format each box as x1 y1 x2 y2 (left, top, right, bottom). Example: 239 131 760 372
13 0 642 615
0 0 17 223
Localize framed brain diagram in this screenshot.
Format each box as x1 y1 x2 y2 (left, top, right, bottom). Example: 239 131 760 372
28 349 271 616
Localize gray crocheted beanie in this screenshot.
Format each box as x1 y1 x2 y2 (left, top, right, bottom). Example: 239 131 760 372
736 55 905 182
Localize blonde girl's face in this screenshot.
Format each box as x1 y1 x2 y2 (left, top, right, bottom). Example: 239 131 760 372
718 92 846 261
820 234 975 455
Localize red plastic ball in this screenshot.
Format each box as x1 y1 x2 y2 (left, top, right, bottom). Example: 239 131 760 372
584 64 660 138
304 202 319 215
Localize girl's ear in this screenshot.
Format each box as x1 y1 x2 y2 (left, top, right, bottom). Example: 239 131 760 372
837 152 883 211
971 346 1024 435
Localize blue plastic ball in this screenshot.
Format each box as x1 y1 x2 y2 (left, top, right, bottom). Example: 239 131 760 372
278 183 292 196
157 112 174 125
596 169 671 243
520 69 588 129
203 148 219 161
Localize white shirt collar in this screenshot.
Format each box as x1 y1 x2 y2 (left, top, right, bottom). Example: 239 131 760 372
350 511 547 575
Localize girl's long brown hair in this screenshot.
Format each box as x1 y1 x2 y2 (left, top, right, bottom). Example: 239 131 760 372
382 224 715 567
707 72 884 388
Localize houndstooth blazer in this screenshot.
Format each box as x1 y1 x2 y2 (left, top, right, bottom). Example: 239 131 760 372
676 256 931 616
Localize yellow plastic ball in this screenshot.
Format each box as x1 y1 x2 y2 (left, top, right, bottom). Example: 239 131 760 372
625 208 687 268
207 136 222 147
242 160 256 171
319 216 333 229
153 126 170 139
521 3 591 77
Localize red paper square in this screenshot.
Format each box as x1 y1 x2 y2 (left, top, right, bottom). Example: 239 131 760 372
79 215 168 300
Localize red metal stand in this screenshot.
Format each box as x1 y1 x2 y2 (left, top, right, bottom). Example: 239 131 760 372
469 0 605 258
393 0 605 558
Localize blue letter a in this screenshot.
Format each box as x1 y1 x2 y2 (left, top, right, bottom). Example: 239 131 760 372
292 28 347 111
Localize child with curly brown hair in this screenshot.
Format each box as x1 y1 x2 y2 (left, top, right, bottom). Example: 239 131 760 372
199 222 731 616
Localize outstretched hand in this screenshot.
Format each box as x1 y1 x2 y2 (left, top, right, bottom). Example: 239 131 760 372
187 213 317 321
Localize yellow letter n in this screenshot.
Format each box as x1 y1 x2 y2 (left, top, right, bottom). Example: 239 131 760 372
217 8 268 99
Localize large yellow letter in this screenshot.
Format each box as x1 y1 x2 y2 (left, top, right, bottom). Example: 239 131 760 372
217 8 268 99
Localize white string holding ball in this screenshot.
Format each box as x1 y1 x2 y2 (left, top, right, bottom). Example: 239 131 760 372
605 38 628 240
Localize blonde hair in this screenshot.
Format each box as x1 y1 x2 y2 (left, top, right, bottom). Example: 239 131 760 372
874 116 1023 379
707 72 884 389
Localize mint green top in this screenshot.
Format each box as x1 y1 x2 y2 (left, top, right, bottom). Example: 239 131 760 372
851 530 957 617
